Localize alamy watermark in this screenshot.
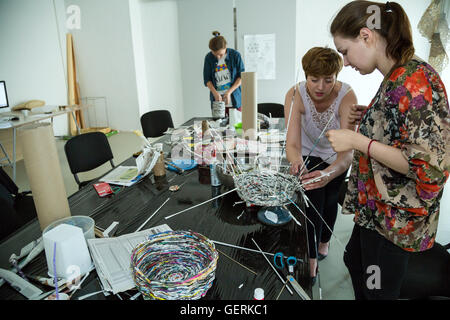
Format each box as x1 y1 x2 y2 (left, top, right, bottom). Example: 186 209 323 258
66 4 81 30
366 5 381 30
366 265 381 290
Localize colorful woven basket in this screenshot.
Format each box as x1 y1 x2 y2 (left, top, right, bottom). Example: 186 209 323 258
130 230 218 300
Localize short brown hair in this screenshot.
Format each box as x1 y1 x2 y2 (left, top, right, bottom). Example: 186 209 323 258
330 1 414 69
302 47 343 78
209 31 227 51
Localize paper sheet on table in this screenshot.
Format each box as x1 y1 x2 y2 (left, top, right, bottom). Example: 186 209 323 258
87 224 172 294
99 148 159 186
99 166 140 187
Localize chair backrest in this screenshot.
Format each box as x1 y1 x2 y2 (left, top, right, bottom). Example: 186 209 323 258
257 103 285 118
140 110 174 138
64 132 114 176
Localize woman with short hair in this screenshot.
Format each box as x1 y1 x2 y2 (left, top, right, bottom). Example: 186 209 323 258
284 46 357 284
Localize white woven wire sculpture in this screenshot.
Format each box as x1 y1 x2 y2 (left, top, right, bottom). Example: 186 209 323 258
233 170 302 207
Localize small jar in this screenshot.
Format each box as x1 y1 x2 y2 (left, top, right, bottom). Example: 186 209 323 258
253 288 264 300
153 151 166 177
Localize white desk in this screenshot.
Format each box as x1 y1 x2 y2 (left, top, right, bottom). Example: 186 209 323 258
0 105 86 181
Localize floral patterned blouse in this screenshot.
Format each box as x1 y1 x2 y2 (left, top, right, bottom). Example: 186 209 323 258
342 59 450 252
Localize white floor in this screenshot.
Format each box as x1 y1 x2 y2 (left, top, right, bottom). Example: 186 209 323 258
4 131 450 300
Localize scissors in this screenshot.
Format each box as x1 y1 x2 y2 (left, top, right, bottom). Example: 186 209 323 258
273 252 297 274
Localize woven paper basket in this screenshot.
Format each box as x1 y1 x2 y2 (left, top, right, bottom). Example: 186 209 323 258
130 230 218 300
233 170 302 207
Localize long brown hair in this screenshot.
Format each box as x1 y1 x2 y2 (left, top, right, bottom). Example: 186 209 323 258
330 1 414 69
209 31 227 51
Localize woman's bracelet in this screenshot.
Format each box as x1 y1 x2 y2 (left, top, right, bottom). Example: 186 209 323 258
367 139 377 158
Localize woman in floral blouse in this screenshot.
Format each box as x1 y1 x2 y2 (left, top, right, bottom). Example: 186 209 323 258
327 1 449 299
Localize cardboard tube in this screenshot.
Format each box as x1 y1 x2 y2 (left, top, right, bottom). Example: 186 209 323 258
18 123 71 230
241 72 258 140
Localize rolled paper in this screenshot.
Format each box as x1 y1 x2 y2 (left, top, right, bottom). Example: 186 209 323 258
153 152 166 177
18 123 71 230
241 72 258 141
201 120 209 136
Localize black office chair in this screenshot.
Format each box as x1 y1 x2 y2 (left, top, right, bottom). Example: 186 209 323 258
140 110 174 138
0 168 37 240
64 132 115 189
257 103 285 118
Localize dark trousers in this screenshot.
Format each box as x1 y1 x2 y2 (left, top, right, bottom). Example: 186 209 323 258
303 156 347 259
344 224 413 300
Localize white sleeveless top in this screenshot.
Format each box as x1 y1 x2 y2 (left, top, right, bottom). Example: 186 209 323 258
298 81 352 164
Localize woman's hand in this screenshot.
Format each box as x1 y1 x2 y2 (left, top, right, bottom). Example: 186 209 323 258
290 159 307 176
326 129 357 152
301 170 329 190
349 104 367 125
223 92 232 105
214 92 223 102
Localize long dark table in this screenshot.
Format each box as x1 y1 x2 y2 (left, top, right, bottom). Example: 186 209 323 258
0 117 311 300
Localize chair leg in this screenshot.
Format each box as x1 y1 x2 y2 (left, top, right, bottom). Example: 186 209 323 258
74 174 82 189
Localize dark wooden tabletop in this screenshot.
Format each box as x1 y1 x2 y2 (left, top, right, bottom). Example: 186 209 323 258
0 117 311 300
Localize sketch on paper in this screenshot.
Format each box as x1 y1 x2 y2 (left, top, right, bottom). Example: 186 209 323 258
244 34 276 80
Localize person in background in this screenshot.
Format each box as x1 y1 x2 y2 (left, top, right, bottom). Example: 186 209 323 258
327 1 449 299
284 47 357 284
203 31 245 117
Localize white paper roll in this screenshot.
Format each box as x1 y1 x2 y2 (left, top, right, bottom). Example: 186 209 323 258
18 123 71 230
241 72 258 140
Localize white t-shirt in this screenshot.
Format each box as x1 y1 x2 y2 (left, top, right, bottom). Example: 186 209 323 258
215 55 232 106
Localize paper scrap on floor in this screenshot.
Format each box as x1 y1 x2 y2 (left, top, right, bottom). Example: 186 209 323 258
87 224 172 294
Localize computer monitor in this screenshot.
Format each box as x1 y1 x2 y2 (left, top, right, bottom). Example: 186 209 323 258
0 81 9 109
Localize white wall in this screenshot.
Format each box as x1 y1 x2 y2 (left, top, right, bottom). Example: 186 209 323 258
65 0 141 132
129 0 150 118
177 0 235 121
177 0 297 117
296 0 431 106
137 0 184 127
236 0 297 104
0 0 68 135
